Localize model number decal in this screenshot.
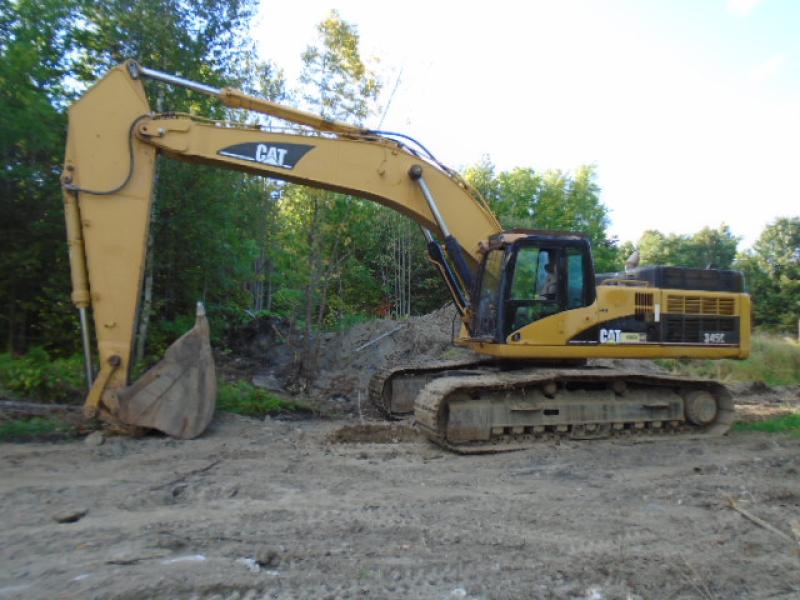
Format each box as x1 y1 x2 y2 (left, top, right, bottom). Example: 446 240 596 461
704 332 726 344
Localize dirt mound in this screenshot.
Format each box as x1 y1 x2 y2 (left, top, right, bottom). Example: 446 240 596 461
309 305 474 409
231 305 477 415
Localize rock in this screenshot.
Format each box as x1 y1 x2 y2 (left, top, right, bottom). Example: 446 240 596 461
252 373 285 392
748 381 772 394
53 508 88 523
255 547 280 568
236 557 261 573
84 431 105 446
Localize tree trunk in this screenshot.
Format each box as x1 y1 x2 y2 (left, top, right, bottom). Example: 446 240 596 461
301 197 321 383
134 161 160 370
6 282 15 353
251 248 266 313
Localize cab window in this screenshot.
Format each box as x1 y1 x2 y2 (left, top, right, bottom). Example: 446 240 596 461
511 247 542 299
566 247 586 309
506 246 559 334
474 249 504 338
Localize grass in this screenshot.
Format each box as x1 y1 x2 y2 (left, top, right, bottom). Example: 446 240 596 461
657 332 800 386
217 380 310 418
0 417 76 442
733 413 800 435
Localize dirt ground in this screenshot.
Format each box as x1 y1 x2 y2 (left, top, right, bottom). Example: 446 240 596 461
2 411 800 600
3 308 800 599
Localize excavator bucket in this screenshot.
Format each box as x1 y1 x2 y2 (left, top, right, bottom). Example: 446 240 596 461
115 303 217 439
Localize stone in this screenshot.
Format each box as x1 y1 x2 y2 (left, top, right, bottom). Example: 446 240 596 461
84 431 105 446
53 508 88 523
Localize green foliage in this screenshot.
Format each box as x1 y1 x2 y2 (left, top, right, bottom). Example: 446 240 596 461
737 217 800 331
658 333 800 386
299 10 380 122
0 0 81 353
217 381 308 417
0 350 84 403
0 417 76 442
637 224 739 269
464 159 619 272
72 0 258 89
734 413 800 435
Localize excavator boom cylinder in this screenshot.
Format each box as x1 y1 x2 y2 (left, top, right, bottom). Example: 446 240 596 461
127 60 366 136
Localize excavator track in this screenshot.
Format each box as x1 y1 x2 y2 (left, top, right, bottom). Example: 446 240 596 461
412 367 735 454
369 358 495 418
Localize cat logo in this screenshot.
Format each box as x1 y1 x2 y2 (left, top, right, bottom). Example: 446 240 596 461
217 142 314 170
599 328 621 344
255 144 288 166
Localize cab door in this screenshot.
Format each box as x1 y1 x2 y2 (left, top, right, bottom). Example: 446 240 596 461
504 239 596 337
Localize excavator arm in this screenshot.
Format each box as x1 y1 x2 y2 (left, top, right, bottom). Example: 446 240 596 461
62 61 501 437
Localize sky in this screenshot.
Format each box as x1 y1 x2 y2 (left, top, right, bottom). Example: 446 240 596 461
252 0 799 249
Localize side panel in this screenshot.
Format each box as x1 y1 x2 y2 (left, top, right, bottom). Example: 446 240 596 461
63 64 156 388
460 284 751 360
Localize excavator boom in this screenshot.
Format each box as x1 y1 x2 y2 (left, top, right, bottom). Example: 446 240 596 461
62 62 500 437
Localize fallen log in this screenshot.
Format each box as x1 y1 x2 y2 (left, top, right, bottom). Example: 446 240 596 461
0 399 82 418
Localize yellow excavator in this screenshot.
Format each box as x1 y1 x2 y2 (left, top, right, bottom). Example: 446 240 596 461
62 61 750 450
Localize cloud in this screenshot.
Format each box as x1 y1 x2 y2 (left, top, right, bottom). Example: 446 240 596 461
750 54 787 82
726 0 764 16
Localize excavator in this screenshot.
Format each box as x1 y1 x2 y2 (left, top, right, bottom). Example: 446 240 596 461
62 61 750 451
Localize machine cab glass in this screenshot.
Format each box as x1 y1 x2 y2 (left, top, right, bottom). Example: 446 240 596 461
473 235 596 341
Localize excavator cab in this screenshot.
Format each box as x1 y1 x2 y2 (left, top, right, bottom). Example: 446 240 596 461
472 233 596 342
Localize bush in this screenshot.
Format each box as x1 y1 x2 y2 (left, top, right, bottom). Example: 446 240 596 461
217 380 308 417
0 349 85 403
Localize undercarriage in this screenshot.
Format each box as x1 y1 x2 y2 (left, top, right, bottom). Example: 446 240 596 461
371 363 734 454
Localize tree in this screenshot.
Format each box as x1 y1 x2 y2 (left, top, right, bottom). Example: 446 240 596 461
464 160 620 272
0 0 82 352
72 0 257 89
637 225 739 270
285 10 381 381
738 217 800 331
299 10 379 123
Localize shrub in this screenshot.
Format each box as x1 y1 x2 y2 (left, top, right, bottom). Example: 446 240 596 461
0 350 85 403
217 380 308 417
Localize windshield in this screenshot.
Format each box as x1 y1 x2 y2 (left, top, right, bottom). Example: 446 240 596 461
511 247 556 301
473 249 504 338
